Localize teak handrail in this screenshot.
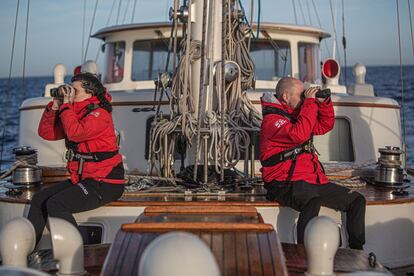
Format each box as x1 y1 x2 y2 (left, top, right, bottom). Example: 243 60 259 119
121 222 274 232
143 205 258 214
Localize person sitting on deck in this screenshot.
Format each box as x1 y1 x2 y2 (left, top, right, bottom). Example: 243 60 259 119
27 72 125 246
259 77 366 250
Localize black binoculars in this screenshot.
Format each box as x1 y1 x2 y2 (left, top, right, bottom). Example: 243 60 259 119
50 87 62 98
301 88 331 99
50 84 72 99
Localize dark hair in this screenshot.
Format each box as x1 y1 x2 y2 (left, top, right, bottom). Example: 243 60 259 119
71 72 112 113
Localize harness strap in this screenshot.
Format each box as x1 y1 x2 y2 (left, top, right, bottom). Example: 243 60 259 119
61 103 106 178
67 150 119 162
260 139 314 167
262 106 297 123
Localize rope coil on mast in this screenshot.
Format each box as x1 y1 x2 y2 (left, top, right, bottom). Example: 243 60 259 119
148 0 261 183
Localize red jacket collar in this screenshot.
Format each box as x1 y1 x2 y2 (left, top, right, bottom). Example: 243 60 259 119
72 96 98 113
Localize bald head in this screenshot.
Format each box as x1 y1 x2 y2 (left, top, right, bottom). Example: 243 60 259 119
274 77 305 110
275 77 303 100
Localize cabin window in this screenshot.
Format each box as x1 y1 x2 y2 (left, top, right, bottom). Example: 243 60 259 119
313 118 355 162
132 40 178 81
250 40 291 80
102 41 125 84
298 42 321 84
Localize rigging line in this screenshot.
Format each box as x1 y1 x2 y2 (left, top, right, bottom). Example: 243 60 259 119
131 0 138 23
22 0 30 98
248 0 254 50
331 0 343 83
292 0 298 24
122 0 131 24
220 0 227 182
153 7 177 115
82 0 86 64
329 0 336 59
306 0 312 26
329 0 342 65
341 0 347 85
0 0 20 172
396 0 407 169
193 0 209 182
106 0 117 26
408 0 414 56
172 0 179 72
311 0 330 56
83 0 99 63
96 0 117 61
298 0 307 25
116 0 122 24
256 0 261 38
237 0 255 46
250 0 254 27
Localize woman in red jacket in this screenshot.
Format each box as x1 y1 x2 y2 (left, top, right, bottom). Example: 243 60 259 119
28 72 124 245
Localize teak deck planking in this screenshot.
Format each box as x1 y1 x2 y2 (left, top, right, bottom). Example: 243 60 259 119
101 207 289 276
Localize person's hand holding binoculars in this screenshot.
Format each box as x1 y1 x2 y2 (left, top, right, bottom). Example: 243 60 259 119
51 85 75 110
302 87 331 103
60 85 76 104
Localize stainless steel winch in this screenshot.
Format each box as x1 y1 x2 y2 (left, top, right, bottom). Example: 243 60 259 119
374 146 405 186
11 146 42 186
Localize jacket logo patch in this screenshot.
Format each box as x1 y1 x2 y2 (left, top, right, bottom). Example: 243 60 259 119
89 111 100 118
274 119 287 128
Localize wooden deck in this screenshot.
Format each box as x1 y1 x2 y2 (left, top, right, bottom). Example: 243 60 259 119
100 206 389 275
101 206 288 276
1 180 413 206
23 205 393 275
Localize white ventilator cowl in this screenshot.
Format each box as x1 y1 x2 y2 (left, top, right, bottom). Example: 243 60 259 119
48 217 85 275
81 60 99 75
54 64 67 84
138 232 221 276
353 63 367 85
0 217 36 267
304 216 340 276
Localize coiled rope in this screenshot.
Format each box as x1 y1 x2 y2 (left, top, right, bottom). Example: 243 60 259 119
0 153 38 180
148 2 261 181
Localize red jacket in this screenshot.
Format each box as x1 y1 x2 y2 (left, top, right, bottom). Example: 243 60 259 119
259 92 335 184
38 93 124 184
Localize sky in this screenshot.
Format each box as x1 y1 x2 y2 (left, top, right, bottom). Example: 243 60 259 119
0 0 413 78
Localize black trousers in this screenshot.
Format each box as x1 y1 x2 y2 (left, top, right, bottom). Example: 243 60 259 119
265 180 366 250
27 179 124 245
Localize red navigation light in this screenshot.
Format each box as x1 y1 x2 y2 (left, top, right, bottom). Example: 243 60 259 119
322 59 340 79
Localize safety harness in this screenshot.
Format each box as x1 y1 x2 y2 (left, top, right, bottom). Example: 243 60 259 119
63 103 118 177
260 106 319 182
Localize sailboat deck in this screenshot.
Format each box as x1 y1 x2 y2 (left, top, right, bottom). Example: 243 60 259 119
0 181 413 206
26 206 389 276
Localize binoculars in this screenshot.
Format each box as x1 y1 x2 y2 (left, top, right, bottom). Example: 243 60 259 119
50 84 72 99
301 88 331 99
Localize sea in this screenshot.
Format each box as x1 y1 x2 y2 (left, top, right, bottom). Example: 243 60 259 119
0 65 414 170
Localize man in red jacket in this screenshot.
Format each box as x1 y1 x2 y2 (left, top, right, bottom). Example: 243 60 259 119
260 77 366 250
28 72 124 245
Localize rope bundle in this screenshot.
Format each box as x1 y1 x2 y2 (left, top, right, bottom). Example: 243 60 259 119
149 2 262 180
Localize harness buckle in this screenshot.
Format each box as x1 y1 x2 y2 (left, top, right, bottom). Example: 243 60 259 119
291 148 302 160
66 149 75 161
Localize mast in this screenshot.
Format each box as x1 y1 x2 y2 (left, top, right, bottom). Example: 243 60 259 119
150 0 260 185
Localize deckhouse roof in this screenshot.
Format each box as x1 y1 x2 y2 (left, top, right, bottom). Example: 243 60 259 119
92 22 330 39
